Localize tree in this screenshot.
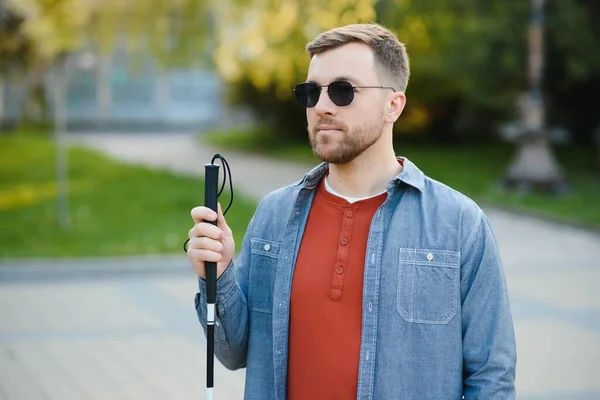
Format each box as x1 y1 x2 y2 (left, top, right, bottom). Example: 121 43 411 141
372 0 534 141
214 0 600 150
543 0 600 176
207 0 377 142
211 0 532 142
0 2 29 125
2 0 94 123
0 2 29 72
1 0 214 126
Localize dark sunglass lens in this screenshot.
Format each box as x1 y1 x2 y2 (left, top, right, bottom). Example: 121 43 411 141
294 83 320 107
328 81 354 106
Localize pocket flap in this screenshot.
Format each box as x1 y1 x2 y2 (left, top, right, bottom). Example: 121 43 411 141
399 248 459 268
250 238 281 258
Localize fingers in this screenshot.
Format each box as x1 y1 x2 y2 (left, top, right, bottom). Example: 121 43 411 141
189 221 223 241
188 236 224 253
188 247 222 261
188 204 232 279
187 248 222 272
186 235 224 267
191 204 231 234
191 206 217 224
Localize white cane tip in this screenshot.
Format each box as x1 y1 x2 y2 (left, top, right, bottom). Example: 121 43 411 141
207 387 213 400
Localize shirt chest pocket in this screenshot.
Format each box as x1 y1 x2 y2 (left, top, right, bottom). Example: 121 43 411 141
396 248 460 324
248 238 280 313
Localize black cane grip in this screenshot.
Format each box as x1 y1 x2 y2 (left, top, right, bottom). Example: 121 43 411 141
205 163 219 304
205 163 219 223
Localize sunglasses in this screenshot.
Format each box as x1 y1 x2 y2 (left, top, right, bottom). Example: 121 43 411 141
293 80 396 108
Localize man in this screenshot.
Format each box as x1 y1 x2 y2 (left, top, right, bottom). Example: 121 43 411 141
188 23 516 399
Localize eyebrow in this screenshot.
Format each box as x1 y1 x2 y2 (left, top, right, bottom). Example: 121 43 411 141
333 75 361 84
306 75 363 85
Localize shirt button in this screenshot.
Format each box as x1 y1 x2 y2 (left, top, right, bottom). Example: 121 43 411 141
335 266 344 274
264 244 271 251
340 237 349 246
345 209 355 218
368 302 373 311
427 253 434 261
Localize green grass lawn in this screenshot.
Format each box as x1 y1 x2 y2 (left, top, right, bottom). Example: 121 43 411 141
0 132 257 258
204 127 600 230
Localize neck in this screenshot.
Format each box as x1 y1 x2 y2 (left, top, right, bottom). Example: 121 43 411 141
326 136 402 198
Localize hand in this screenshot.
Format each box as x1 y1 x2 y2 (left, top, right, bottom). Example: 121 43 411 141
187 203 235 280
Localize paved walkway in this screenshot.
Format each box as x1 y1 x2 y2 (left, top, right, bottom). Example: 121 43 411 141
0 131 599 399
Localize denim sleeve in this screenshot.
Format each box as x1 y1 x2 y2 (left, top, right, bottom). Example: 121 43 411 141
195 216 254 370
460 210 517 399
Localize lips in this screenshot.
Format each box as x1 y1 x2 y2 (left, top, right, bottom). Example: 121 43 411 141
316 125 344 134
317 125 341 130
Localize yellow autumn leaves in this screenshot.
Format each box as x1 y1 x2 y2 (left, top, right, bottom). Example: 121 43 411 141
209 0 432 130
7 0 91 62
213 0 377 99
3 0 432 131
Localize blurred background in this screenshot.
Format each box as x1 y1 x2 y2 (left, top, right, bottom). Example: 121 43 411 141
0 0 599 399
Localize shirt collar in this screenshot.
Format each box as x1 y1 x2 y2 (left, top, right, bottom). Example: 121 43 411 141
295 156 425 193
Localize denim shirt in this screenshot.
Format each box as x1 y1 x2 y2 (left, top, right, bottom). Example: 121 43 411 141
196 157 516 399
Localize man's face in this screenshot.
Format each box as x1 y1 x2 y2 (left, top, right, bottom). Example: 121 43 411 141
305 42 388 164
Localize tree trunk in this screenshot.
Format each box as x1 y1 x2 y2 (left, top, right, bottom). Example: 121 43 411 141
20 63 50 125
0 75 4 129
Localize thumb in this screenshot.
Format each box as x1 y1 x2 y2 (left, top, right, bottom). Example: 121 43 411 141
217 203 232 235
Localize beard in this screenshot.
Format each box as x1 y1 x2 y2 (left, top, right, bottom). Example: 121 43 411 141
308 115 384 164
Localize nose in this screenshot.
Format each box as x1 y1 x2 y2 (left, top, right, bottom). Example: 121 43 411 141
313 87 337 117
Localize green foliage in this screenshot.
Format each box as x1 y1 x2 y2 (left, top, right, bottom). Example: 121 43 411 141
2 0 599 144
225 81 309 144
544 0 600 144
547 0 600 84
219 0 531 143
221 0 600 145
0 3 29 73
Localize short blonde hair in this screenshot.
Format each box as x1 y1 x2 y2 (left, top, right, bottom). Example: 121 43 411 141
306 23 410 92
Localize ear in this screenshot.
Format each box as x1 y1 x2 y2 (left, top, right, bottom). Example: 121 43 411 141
384 92 406 124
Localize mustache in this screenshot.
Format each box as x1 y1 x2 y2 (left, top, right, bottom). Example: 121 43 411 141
310 118 347 134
